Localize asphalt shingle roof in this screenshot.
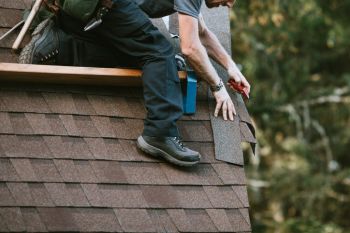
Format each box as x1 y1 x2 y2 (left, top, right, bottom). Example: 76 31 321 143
0 1 253 232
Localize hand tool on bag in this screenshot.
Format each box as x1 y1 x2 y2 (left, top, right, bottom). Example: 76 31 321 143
0 20 25 42
228 79 250 100
84 6 109 31
12 0 43 50
84 0 113 31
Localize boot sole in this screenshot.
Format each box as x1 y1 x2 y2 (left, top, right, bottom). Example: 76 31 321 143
19 18 53 64
137 136 200 167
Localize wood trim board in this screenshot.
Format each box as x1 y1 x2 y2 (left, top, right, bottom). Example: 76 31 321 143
0 63 187 86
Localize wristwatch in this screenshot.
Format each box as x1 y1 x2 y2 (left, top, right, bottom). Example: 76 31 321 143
210 79 224 92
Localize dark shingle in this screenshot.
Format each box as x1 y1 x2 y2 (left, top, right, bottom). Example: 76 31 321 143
178 121 213 142
91 116 116 138
0 142 5 157
212 163 246 185
204 186 244 208
167 209 191 232
0 158 19 181
81 184 106 207
44 183 71 206
110 118 143 139
113 97 134 118
119 139 156 162
0 91 29 112
240 122 257 143
184 209 218 232
0 207 26 232
30 159 62 182
233 186 250 208
124 98 147 118
21 208 48 232
11 159 37 181
0 112 13 134
0 0 28 9
85 138 109 160
65 184 90 207
185 142 217 164
28 183 54 207
226 208 251 232
142 186 179 208
45 183 93 207
9 113 34 134
73 115 100 137
161 164 222 185
99 184 148 208
87 95 120 116
174 186 212 209
25 92 50 113
73 208 123 232
180 101 210 121
72 93 97 115
54 159 79 182
7 183 34 206
45 114 68 135
91 161 128 184
0 213 9 232
148 209 178 233
206 209 234 232
122 162 169 185
74 160 98 183
18 136 52 159
42 92 77 114
0 183 16 206
59 115 80 136
44 136 93 160
104 138 131 161
114 209 156 233
25 113 53 135
38 208 79 232
0 135 24 158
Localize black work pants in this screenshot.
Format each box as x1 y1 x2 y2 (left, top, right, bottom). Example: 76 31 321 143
58 0 183 137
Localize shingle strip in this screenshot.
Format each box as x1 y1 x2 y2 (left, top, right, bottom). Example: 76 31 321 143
0 207 26 232
21 207 47 232
0 112 13 134
0 158 19 181
114 209 156 233
42 92 78 114
0 183 16 206
226 208 251 232
7 183 34 206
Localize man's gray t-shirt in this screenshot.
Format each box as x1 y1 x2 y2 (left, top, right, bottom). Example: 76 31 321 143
134 0 203 19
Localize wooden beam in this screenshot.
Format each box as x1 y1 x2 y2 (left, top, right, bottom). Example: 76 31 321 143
0 63 187 86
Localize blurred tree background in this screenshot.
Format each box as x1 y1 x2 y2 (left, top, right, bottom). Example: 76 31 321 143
230 0 350 232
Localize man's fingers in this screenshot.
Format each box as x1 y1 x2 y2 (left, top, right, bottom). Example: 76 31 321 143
222 101 228 121
228 101 235 121
214 101 222 117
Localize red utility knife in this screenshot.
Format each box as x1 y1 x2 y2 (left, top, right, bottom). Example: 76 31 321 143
228 79 249 100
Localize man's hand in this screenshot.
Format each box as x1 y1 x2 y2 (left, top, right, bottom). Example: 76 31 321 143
213 87 236 121
227 65 251 95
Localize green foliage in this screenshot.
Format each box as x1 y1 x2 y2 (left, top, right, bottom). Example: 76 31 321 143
231 0 350 232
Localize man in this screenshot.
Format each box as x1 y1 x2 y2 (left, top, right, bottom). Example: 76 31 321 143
25 0 250 166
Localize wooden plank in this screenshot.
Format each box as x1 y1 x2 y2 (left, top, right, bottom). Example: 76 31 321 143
0 63 187 86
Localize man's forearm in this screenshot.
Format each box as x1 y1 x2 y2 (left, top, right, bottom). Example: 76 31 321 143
200 27 236 72
183 42 222 87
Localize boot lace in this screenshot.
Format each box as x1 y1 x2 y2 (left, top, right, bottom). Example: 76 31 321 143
173 137 185 149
